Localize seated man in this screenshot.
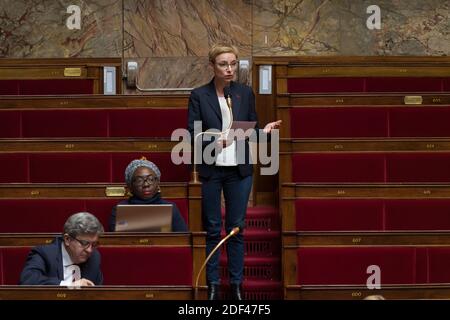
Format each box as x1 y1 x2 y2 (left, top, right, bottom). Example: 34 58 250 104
109 157 188 232
20 212 104 286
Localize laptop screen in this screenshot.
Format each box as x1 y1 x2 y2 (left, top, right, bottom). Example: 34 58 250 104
115 204 173 232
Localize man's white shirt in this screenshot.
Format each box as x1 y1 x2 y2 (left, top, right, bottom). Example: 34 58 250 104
59 243 81 286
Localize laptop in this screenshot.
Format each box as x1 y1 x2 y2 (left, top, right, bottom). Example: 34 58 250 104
115 204 173 232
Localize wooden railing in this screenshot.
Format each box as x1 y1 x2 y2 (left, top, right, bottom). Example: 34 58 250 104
0 58 122 95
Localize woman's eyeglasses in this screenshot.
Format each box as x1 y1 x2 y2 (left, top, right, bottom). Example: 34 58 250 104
216 61 238 70
133 175 158 186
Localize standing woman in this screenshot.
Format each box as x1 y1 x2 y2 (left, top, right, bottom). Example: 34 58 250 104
187 44 280 300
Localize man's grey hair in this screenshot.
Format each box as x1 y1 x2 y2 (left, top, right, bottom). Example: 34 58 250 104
63 212 104 237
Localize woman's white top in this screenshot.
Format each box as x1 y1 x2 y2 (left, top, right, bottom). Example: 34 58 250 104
215 97 237 166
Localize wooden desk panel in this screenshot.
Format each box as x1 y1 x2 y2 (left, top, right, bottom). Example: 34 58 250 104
0 285 208 300
285 284 450 300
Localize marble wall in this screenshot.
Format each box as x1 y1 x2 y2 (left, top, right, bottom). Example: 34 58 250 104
123 0 252 91
0 0 122 58
253 0 449 56
1 0 448 90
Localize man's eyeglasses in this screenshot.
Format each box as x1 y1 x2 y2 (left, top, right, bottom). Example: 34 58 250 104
216 61 238 70
71 236 99 249
133 175 158 186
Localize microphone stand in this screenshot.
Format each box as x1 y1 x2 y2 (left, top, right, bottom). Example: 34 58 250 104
194 227 240 299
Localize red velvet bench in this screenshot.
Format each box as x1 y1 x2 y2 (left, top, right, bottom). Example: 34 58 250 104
0 246 193 286
0 198 189 233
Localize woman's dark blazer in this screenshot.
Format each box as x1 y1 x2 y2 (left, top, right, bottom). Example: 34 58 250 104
187 79 258 179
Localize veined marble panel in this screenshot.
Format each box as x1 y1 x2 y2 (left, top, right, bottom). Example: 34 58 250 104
1 0 447 62
369 0 449 55
124 0 252 58
253 0 450 56
253 0 340 55
0 0 122 58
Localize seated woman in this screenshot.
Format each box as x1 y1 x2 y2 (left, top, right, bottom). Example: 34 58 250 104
109 157 188 232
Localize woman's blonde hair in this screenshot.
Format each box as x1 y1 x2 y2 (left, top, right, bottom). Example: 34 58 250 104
208 44 239 64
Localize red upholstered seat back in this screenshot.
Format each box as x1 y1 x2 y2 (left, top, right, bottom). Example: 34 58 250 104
445 79 450 91
0 80 19 95
287 77 446 93
292 152 450 183
288 78 365 93
291 153 385 183
289 106 450 139
365 77 443 92
109 109 188 138
297 247 417 285
0 108 188 138
29 153 111 183
1 247 30 285
386 153 450 183
0 111 21 138
390 107 450 137
0 153 189 183
295 199 450 232
0 198 189 233
0 199 84 233
428 248 450 283
22 110 108 138
0 79 93 95
295 199 384 231
290 107 388 138
0 246 192 285
385 199 450 231
0 154 28 183
99 246 192 285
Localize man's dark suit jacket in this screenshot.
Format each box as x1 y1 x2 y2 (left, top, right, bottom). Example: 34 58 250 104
19 236 103 285
187 79 258 179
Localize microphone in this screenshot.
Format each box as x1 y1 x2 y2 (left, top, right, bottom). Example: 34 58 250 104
223 85 233 132
223 86 232 110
